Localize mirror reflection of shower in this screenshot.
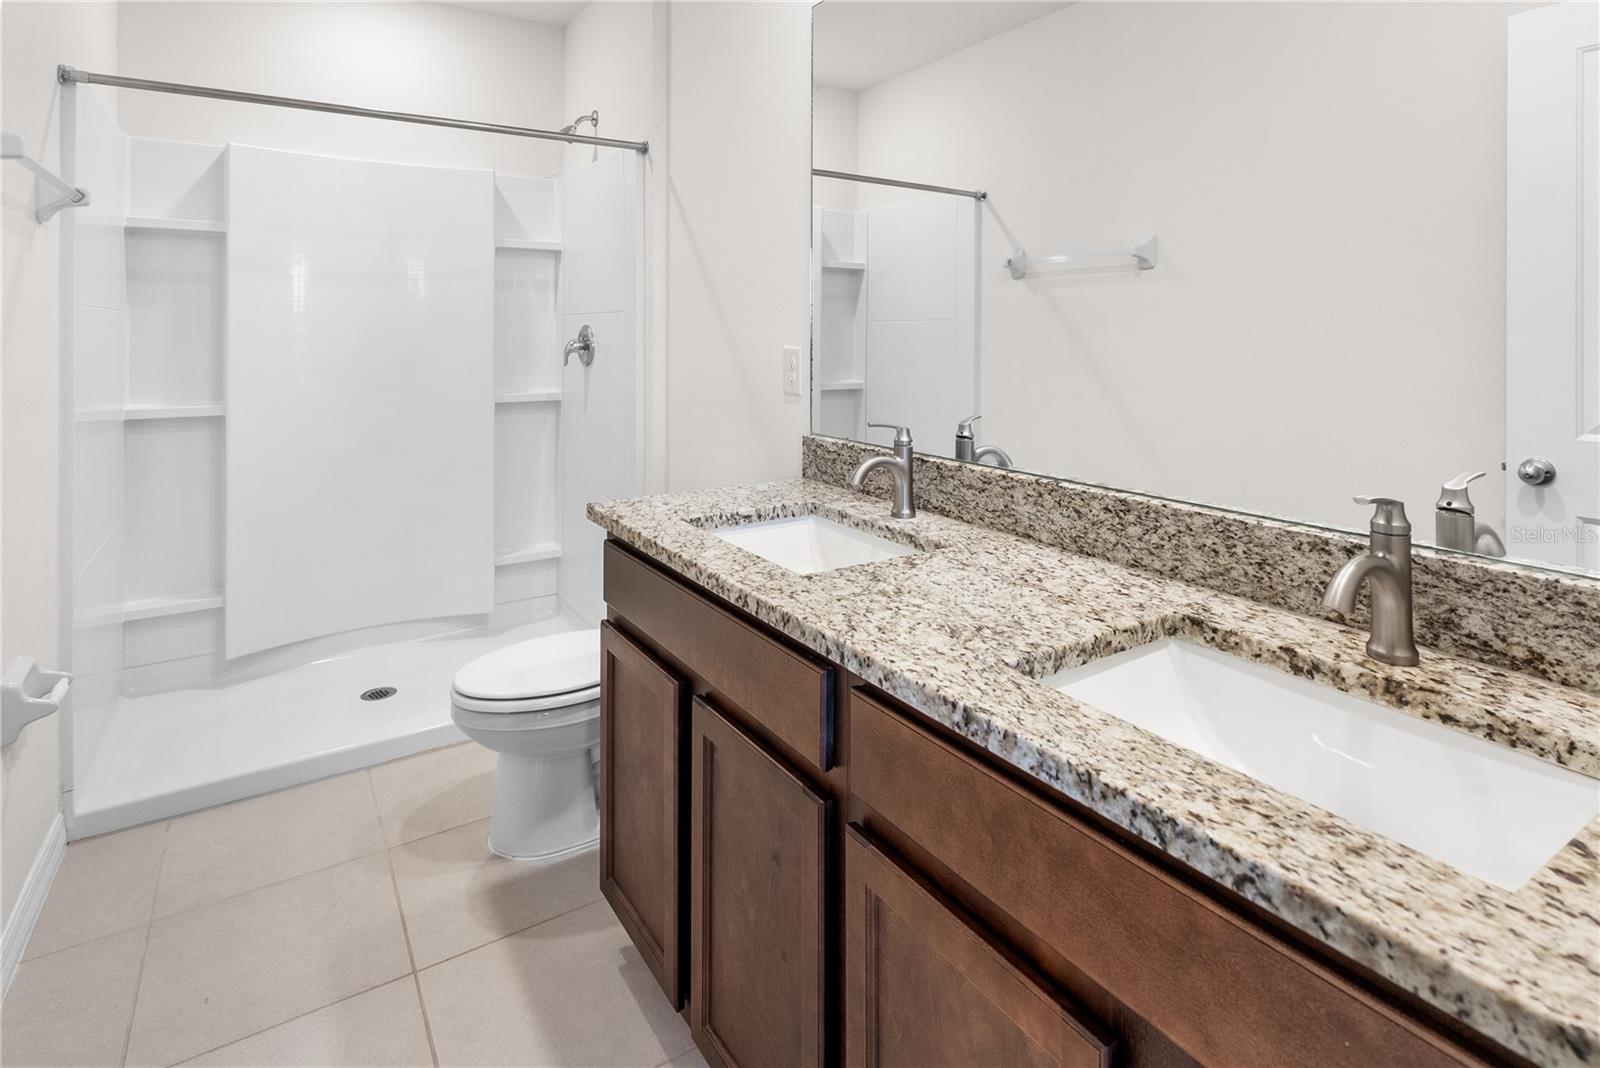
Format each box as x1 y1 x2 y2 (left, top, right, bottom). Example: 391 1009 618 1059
810 169 982 460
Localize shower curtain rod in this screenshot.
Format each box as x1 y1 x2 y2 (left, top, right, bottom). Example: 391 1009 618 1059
57 66 650 154
813 168 986 200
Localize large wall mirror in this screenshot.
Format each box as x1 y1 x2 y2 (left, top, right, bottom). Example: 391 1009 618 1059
810 1 1599 578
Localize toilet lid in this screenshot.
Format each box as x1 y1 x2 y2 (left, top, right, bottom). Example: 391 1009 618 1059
453 629 602 703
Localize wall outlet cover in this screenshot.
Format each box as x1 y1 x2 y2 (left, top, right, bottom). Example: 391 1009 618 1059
783 345 802 396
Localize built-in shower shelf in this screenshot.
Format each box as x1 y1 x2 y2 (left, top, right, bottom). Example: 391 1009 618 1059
122 592 224 622
76 403 225 422
818 379 865 391
822 259 866 271
495 238 562 252
495 542 562 567
495 389 562 405
126 216 226 234
126 403 225 420
76 593 225 629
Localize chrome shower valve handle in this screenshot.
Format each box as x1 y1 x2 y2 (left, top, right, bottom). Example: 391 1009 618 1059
564 324 596 367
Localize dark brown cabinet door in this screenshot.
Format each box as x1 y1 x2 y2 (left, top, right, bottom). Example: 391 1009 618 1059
691 697 829 1068
845 826 1115 1068
600 621 687 1008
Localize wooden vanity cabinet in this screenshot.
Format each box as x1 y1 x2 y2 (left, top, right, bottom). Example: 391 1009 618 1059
691 698 830 1068
844 826 1115 1068
598 621 687 1007
847 689 1498 1068
600 541 1518 1068
604 541 840 1068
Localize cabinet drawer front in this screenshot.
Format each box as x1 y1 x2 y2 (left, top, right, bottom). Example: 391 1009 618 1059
849 689 1486 1068
846 826 1114 1068
604 541 835 770
692 698 829 1068
599 621 687 1008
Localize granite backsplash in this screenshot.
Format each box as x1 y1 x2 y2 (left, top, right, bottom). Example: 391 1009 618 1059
803 435 1600 694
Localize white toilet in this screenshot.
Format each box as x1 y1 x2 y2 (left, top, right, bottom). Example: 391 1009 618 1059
450 629 602 861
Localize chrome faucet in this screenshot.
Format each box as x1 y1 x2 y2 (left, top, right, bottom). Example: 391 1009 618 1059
1321 496 1419 666
954 415 1013 468
850 423 916 519
1434 471 1505 557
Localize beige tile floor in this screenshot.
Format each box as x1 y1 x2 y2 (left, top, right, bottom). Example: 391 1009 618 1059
2 743 707 1068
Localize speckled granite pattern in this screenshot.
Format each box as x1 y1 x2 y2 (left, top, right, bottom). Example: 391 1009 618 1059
803 435 1600 695
589 479 1600 1068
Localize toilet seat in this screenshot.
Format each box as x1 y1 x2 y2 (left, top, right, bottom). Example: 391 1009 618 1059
453 629 601 705
448 627 603 729
450 685 601 716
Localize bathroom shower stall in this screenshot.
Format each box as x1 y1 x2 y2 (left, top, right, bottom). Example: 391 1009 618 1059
58 73 645 837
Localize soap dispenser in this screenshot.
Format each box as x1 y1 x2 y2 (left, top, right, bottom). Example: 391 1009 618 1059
1435 471 1506 557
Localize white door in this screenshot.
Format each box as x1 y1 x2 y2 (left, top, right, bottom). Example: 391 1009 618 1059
1506 1 1600 570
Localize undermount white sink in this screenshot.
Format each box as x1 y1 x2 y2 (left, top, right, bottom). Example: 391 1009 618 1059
711 515 917 575
1042 639 1600 890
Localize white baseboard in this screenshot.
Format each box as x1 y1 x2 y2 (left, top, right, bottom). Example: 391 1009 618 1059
1 811 65 1000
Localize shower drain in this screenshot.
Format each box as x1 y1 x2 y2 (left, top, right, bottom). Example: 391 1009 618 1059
360 686 398 702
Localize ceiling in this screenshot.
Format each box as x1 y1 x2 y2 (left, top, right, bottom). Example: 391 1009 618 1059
439 1 588 27
813 1 1071 92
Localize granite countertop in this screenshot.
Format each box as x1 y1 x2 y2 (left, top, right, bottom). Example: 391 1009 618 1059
589 478 1600 1068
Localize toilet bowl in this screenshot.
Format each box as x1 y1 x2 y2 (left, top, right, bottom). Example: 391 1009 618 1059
450 629 602 861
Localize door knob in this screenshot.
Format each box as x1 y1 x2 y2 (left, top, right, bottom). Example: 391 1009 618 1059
1516 457 1556 486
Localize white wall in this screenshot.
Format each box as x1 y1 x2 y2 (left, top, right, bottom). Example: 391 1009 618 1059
0 0 119 931
665 0 812 490
562 2 655 173
117 2 566 175
833 2 1523 534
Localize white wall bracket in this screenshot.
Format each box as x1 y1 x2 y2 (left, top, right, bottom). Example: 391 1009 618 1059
2 657 71 748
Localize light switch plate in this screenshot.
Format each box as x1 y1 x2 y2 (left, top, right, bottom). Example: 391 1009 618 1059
782 345 802 396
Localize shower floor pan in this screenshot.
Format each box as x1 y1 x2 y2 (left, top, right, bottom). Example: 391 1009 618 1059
69 612 586 838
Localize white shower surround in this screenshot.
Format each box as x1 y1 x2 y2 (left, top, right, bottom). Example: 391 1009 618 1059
810 196 980 449
60 87 644 836
225 145 497 658
225 143 496 658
